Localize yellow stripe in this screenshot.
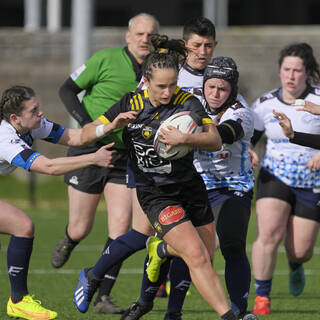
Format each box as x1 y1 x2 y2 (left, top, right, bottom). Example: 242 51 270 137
202 118 214 125
144 89 149 98
137 93 144 110
130 98 135 111
98 115 111 124
180 93 192 105
133 95 139 110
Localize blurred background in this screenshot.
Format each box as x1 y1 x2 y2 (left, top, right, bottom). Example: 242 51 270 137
0 0 319 202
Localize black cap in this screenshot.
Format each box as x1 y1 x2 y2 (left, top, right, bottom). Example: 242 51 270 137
203 56 239 86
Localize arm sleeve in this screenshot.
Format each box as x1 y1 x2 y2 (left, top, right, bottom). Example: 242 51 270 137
289 131 320 150
251 129 264 146
216 119 244 144
59 77 92 126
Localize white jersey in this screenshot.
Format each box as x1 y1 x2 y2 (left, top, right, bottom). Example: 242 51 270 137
178 65 205 104
252 85 320 188
179 64 254 191
194 102 254 191
0 118 65 176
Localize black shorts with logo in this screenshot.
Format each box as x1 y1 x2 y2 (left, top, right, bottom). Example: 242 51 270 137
64 145 128 194
256 168 320 222
136 174 213 238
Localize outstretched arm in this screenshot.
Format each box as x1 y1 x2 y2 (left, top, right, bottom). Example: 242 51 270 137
29 143 117 175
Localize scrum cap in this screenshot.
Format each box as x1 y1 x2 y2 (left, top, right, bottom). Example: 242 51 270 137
203 56 239 86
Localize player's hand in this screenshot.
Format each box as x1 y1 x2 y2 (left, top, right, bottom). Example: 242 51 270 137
93 143 117 168
272 110 294 139
111 111 138 129
249 148 259 169
306 151 320 170
294 100 320 115
158 125 184 152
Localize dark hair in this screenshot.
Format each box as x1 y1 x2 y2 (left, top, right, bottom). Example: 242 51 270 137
203 56 239 112
142 34 188 81
183 16 216 41
0 85 35 122
278 42 320 84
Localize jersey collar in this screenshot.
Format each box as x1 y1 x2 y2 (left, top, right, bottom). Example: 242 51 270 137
182 64 204 76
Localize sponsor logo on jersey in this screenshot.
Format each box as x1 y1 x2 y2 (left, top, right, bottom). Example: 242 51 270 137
142 126 152 139
158 206 185 225
128 123 144 129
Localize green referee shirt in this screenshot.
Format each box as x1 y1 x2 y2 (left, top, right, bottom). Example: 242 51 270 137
71 47 140 149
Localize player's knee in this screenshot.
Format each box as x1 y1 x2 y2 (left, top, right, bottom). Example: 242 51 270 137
184 243 210 269
220 240 246 258
18 217 34 237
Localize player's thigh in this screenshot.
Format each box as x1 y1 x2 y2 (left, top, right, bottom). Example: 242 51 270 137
67 186 101 226
131 189 154 236
286 215 319 255
255 197 291 242
104 182 132 237
164 220 209 265
0 200 34 236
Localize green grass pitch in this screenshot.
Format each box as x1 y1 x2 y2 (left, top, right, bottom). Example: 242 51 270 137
0 177 319 319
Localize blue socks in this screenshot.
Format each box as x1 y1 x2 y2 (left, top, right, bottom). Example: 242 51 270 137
224 254 251 314
7 236 34 302
139 255 171 304
92 229 148 279
167 257 191 314
254 278 272 298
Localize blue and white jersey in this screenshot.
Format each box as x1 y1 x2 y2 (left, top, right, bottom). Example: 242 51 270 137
252 85 320 189
0 118 65 175
193 101 254 191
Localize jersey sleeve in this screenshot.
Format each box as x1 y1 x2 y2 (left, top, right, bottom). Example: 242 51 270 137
31 118 66 144
70 50 103 90
96 93 131 124
0 129 41 172
11 149 41 171
226 103 254 137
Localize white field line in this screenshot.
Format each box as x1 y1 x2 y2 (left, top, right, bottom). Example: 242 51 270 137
0 268 320 276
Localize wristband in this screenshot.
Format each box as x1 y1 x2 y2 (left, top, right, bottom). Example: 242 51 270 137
95 124 106 138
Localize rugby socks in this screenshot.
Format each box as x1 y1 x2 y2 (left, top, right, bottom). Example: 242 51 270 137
7 236 33 303
91 229 148 279
254 278 272 298
139 255 171 304
224 254 251 314
167 257 191 314
289 261 302 271
95 237 122 301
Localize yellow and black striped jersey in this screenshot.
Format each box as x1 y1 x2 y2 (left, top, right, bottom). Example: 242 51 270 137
99 86 213 186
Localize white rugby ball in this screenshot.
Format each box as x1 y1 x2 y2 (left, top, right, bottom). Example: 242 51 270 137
154 111 203 160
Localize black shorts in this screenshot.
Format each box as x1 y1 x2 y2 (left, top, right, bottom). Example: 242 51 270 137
136 175 213 238
256 168 320 222
64 145 128 194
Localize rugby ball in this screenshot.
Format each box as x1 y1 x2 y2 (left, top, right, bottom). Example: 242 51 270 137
154 111 203 160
